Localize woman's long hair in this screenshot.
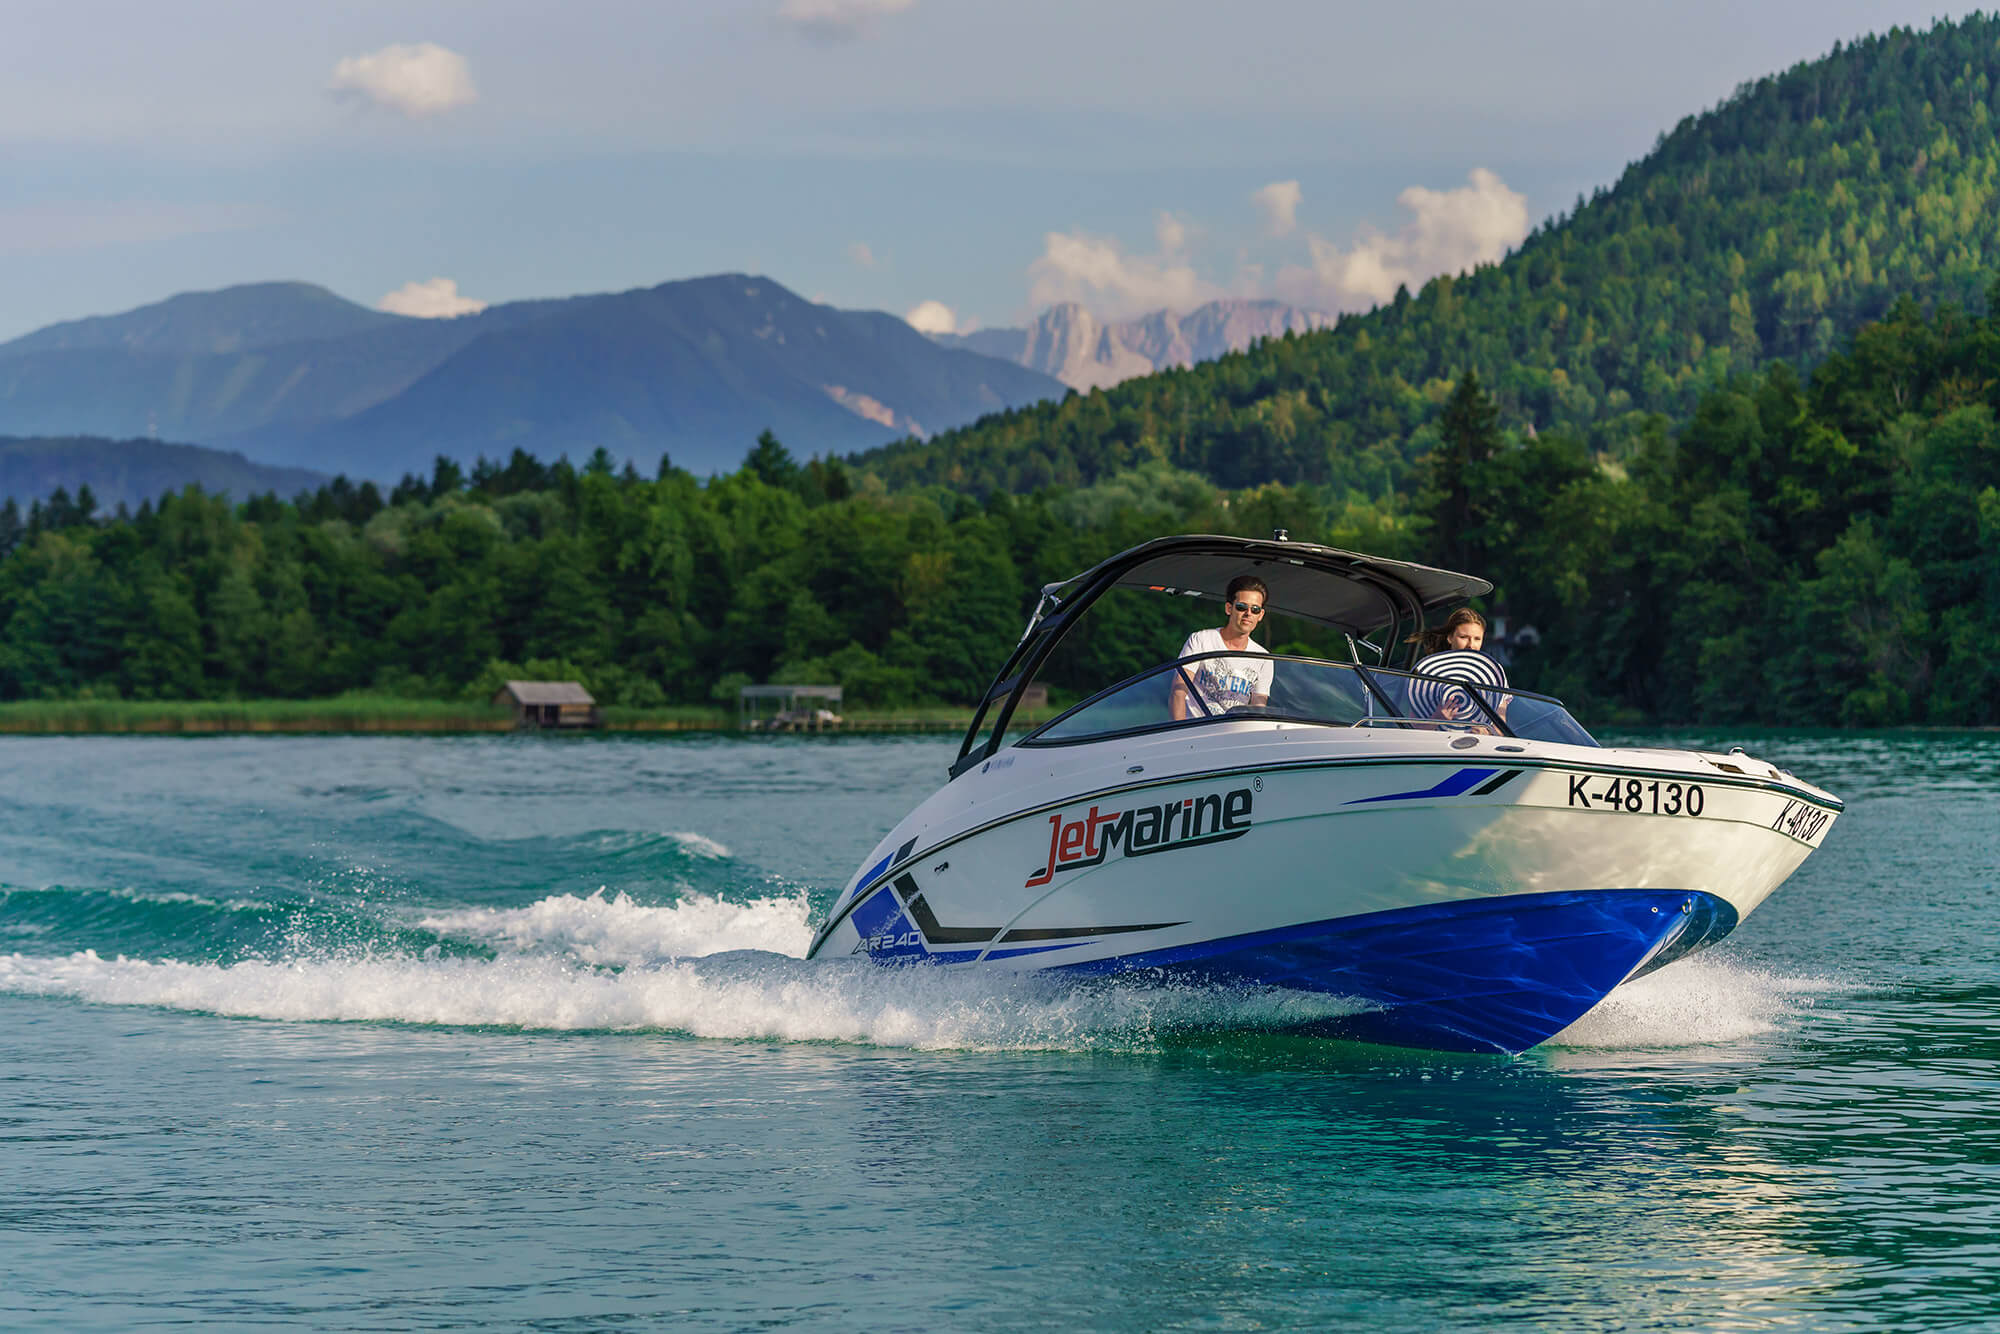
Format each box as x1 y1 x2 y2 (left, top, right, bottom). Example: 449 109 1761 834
1408 606 1488 657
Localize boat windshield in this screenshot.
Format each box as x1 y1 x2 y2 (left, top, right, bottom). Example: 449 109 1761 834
1023 652 1598 748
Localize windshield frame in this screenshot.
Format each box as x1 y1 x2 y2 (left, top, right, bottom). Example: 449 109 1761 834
951 535 1493 778
1014 650 1594 750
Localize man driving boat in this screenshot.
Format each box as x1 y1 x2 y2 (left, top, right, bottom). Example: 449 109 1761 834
1169 575 1274 719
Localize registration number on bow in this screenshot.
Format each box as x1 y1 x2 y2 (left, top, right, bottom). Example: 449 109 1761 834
1567 775 1705 815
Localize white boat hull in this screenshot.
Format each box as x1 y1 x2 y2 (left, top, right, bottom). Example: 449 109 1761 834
808 725 1840 1051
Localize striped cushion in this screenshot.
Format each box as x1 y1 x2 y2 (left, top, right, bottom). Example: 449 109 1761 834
1408 650 1508 720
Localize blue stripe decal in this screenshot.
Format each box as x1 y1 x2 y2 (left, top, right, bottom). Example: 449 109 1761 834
1344 766 1500 805
847 885 1088 965
846 886 927 959
983 943 1086 961
852 851 894 898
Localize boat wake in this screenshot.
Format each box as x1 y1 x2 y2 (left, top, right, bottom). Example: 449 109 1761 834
0 879 1837 1054
0 952 1356 1055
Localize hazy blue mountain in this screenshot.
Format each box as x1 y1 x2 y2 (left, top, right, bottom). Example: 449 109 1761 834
0 323 469 441
0 291 584 443
936 328 1032 363
251 276 1066 478
0 276 1064 480
0 282 405 360
0 436 328 510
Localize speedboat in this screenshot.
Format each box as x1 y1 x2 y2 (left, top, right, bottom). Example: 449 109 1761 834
806 534 1842 1053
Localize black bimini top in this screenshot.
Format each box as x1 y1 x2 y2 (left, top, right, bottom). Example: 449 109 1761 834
951 534 1492 776
1094 536 1490 635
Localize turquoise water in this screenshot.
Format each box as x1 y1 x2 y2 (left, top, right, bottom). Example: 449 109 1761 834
1 732 1994 1331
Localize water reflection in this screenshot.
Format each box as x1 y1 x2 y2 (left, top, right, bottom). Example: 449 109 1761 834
813 1034 1845 1328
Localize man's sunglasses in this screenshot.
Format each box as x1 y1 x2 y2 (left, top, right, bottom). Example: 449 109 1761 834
1229 601 1265 615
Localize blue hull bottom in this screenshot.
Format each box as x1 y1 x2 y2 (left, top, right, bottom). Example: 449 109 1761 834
1061 889 1740 1054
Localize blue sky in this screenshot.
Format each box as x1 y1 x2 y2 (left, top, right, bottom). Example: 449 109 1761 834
0 0 1980 340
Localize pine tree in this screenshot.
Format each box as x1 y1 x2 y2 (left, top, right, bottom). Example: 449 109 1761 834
745 430 800 489
429 455 466 499
1422 370 1505 573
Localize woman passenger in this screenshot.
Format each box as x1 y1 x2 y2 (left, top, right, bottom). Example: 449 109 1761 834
1416 608 1507 727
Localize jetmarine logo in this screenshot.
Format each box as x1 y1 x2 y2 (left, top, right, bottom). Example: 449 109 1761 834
1026 787 1253 887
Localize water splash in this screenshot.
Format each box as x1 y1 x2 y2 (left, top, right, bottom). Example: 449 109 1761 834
665 831 730 859
565 830 731 860
1550 956 1841 1049
416 890 814 964
0 949 1363 1052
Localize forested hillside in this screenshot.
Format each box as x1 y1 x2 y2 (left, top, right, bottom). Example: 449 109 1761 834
1 292 1994 727
858 15 2000 495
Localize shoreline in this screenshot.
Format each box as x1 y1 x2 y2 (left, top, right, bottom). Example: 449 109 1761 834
0 702 1986 738
0 699 1036 736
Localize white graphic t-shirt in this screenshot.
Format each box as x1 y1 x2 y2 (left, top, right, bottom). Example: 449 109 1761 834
1176 627 1274 714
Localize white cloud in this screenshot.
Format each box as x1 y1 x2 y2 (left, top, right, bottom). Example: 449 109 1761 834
379 277 487 318
1027 212 1220 320
777 0 915 43
904 299 957 335
848 240 878 269
1013 171 1523 324
329 42 477 118
1252 180 1301 238
1276 167 1528 311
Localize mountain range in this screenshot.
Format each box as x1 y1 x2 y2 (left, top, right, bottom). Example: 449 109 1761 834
0 276 1065 481
19 17 1997 502
935 300 1333 391
0 437 328 512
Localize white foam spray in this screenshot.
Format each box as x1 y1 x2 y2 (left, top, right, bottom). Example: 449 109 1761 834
666 831 730 859
567 830 730 858
1549 956 1840 1048
0 949 1361 1052
416 890 813 964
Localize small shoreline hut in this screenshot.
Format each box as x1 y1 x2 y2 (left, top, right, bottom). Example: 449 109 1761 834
493 681 602 729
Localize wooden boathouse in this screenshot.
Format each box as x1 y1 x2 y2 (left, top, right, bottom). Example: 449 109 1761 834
492 681 602 729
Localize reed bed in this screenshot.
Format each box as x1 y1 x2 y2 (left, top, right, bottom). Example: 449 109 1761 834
0 697 512 734
0 700 1062 735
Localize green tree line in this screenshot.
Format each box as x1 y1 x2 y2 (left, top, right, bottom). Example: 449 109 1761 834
3 292 1997 727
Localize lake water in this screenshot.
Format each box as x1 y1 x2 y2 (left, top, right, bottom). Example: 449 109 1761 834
1 731 1994 1331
